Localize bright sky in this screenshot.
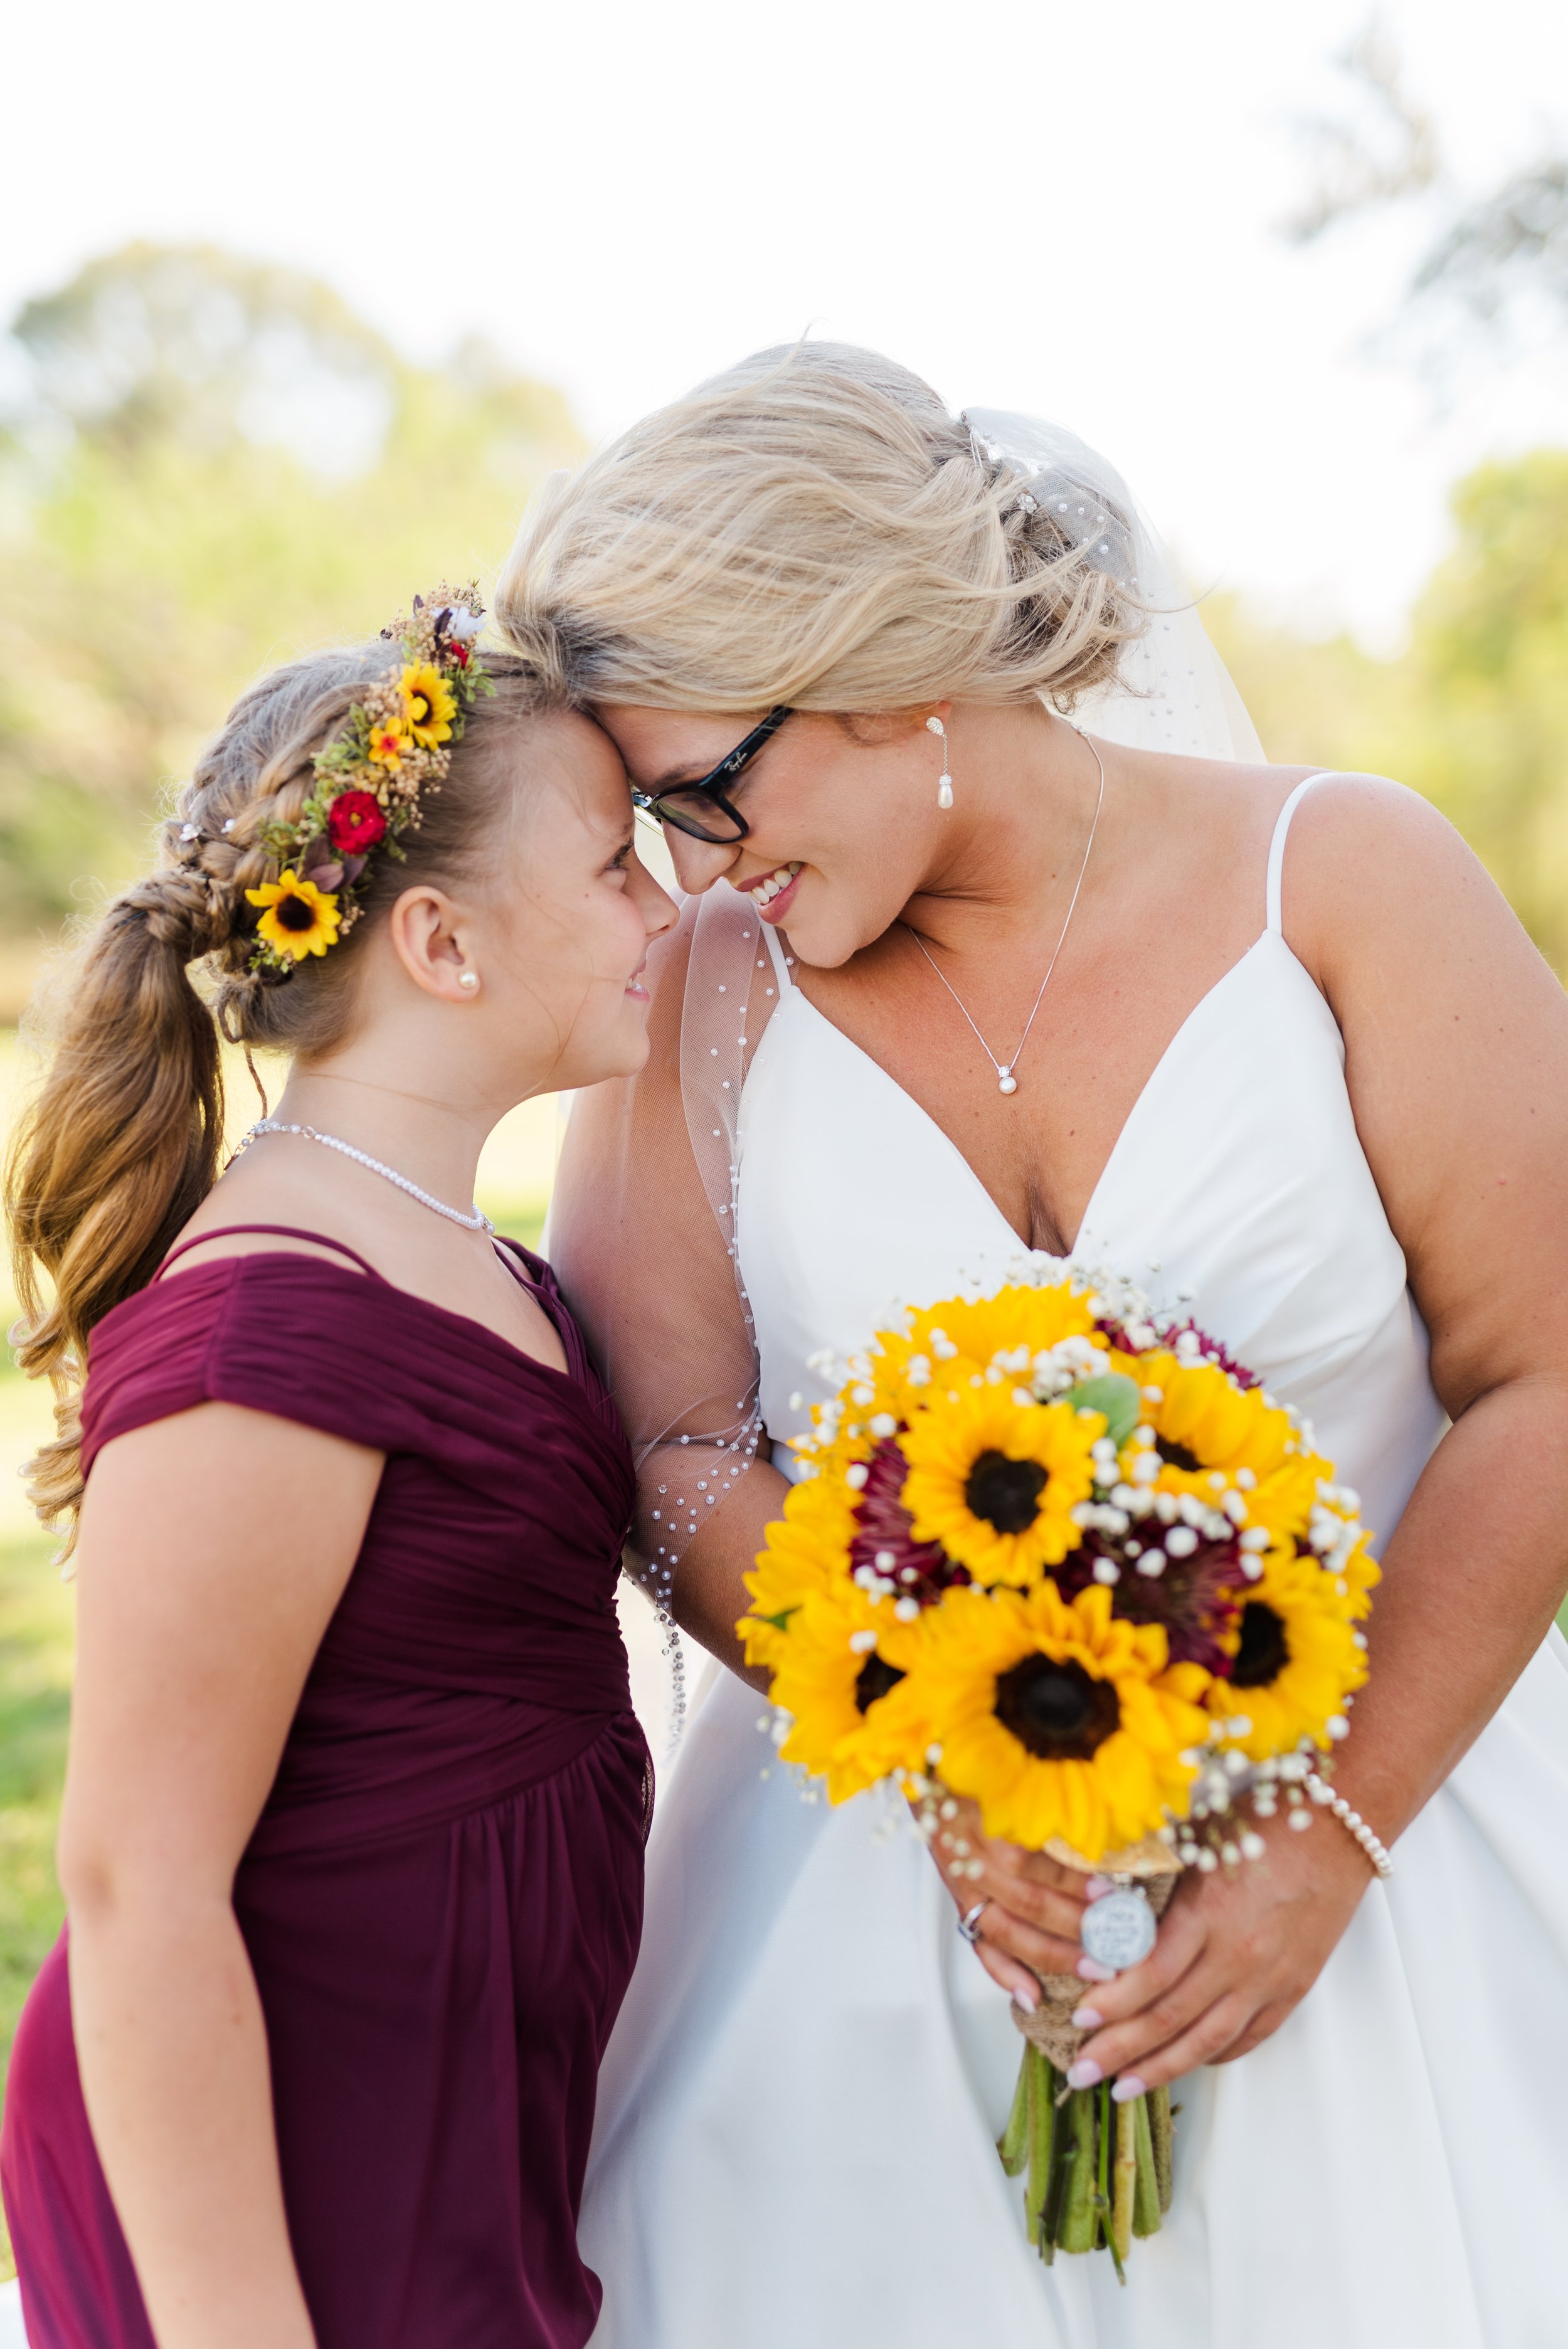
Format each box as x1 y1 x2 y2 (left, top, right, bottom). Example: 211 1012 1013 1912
5 0 1566 642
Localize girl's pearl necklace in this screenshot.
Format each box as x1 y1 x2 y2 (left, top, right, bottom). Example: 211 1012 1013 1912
239 1120 494 1233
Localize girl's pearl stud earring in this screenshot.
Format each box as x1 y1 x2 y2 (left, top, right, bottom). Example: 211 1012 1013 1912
458 972 480 992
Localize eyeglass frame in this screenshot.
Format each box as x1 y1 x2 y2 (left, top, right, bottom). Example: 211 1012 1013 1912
628 706 792 842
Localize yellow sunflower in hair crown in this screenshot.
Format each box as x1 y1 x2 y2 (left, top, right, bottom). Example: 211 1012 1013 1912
400 661 457 751
245 869 341 962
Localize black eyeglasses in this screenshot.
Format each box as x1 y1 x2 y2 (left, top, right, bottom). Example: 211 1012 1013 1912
630 706 791 843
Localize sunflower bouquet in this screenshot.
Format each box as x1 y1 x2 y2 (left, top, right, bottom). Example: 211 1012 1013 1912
738 1265 1377 2272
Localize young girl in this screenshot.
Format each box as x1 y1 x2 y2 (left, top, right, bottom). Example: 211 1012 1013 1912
0 590 675 2349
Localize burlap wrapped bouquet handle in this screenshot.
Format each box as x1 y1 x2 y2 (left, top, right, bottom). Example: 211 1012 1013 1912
1010 1835 1184 2069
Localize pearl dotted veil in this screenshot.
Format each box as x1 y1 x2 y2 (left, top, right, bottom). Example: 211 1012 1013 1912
546 413 1264 1733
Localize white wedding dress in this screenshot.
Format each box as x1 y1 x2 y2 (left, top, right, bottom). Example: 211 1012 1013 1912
581 776 1568 2348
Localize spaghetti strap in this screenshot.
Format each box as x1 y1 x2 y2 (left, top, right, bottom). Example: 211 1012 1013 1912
1265 772 1337 937
157 1224 386 1281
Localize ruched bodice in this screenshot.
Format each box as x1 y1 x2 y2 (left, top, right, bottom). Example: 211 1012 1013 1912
81 1243 637 1855
579 779 1568 2349
4 1235 648 2349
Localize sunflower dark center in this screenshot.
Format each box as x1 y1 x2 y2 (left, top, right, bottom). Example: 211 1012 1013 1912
854 1654 906 1714
964 1451 1047 1535
1158 1439 1204 1474
993 1655 1121 1760
1231 1601 1290 1687
275 893 318 931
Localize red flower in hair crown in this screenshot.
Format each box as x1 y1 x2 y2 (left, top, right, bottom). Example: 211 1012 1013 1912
243 585 491 975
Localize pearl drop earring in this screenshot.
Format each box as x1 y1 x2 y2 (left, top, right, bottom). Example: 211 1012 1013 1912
458 972 480 992
926 714 953 808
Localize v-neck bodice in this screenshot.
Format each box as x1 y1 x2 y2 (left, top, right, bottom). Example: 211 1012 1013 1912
735 787 1446 1549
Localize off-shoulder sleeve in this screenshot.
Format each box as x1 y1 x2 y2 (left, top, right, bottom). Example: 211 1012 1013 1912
80 1257 428 1476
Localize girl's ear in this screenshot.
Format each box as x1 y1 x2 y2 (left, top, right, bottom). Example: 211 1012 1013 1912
386 886 480 1003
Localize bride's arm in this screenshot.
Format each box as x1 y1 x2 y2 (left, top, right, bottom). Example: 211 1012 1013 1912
549 904 783 1683
549 904 1098 2003
1070 776 1568 2094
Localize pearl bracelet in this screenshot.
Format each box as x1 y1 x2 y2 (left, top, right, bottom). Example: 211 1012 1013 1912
1304 1771 1394 1881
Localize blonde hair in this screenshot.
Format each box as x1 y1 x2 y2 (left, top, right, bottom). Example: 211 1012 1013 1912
497 342 1144 715
7 637 569 1545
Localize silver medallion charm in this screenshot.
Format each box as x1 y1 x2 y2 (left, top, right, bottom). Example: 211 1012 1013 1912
1079 1884 1157 1973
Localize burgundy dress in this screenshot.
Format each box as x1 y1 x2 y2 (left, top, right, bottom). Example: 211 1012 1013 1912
0 1229 649 2349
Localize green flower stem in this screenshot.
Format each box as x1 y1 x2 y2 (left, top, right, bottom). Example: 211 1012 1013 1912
999 2049 1031 2178
1024 2048 1054 2248
1040 2070 1073 2261
1095 2081 1127 2283
1111 2094 1138 2262
1151 2085 1175 2214
1131 2092 1163 2238
1059 2089 1099 2254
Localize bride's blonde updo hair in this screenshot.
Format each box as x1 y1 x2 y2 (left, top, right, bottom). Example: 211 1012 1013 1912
496 341 1144 714
8 635 567 1544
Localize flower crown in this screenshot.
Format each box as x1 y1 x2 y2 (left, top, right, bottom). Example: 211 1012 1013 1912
243 584 492 975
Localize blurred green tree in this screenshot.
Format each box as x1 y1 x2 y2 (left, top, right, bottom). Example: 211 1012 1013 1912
0 244 580 1013
1205 448 1568 974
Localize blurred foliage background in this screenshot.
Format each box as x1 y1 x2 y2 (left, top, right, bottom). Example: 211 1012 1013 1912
0 214 1565 2279
0 241 581 1017
2 241 1566 1010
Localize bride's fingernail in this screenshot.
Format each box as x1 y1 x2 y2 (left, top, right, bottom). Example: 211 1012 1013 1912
1066 2059 1103 2090
1070 2004 1103 2030
1085 1875 1115 1901
1012 1980 1040 2014
1076 1956 1116 1983
1111 2074 1147 2103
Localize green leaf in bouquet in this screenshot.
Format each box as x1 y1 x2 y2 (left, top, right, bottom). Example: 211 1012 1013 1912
1069 1371 1143 1448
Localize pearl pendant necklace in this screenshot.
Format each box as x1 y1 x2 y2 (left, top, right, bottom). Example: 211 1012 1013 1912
239 1120 495 1233
903 729 1105 1097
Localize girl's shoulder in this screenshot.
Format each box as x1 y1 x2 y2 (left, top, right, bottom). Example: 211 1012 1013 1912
80 1244 413 1477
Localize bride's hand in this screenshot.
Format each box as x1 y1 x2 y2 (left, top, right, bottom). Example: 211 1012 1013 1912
1066 1811 1376 2093
924 1795 1091 2008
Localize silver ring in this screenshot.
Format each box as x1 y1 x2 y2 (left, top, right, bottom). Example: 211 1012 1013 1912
957 1899 990 1945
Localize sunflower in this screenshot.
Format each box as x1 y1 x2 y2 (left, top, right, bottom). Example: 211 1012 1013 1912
899 1390 1100 1587
400 661 457 750
869 1283 1108 1419
245 869 341 961
768 1581 931 1804
1111 1350 1330 1549
738 1472 856 1674
909 1581 1210 1860
1206 1549 1368 1760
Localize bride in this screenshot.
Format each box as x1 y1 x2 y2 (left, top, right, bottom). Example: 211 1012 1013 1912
497 343 1568 2346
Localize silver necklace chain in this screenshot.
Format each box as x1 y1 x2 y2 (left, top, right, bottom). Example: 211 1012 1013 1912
902 728 1106 1096
239 1120 495 1233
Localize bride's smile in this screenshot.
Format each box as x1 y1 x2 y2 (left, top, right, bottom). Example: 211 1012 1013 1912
494 341 1568 2349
